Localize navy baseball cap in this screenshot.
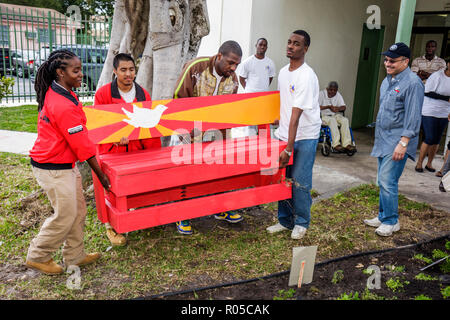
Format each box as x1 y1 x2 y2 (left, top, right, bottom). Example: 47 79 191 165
381 42 411 59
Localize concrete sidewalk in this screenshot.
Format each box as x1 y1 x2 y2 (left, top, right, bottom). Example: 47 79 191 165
313 129 449 213
0 130 36 155
0 128 448 213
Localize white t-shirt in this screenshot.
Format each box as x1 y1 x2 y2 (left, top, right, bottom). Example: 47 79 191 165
118 83 136 103
239 55 276 93
422 69 450 118
274 63 322 142
318 89 346 117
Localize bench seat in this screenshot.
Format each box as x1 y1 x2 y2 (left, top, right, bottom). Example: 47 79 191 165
94 136 292 233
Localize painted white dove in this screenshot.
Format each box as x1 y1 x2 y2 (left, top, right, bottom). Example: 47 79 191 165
122 104 168 128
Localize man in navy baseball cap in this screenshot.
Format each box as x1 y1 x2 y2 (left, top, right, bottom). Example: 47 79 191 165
381 43 411 76
382 42 411 59
365 41 423 237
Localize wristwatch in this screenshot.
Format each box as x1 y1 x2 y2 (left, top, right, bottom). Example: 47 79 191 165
283 149 292 156
399 140 407 148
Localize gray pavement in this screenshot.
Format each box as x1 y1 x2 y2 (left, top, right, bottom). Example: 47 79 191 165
0 128 448 213
0 129 37 155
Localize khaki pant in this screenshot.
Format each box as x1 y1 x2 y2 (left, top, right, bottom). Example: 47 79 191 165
322 114 352 148
27 166 87 266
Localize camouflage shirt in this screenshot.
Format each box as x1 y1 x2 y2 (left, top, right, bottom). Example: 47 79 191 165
173 55 239 98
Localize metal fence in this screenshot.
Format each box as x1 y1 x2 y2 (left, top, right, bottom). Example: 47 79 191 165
0 6 111 104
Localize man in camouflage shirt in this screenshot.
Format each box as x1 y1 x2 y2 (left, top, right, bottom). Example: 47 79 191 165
172 40 243 235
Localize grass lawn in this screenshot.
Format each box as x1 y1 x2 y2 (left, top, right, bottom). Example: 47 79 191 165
0 151 448 300
0 105 39 132
0 102 93 133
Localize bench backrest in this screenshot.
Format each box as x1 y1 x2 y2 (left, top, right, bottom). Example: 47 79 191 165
84 91 280 145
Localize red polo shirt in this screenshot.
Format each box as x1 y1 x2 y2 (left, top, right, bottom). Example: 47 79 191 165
30 82 96 169
94 79 161 154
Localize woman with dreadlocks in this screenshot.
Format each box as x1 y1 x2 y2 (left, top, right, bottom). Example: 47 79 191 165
26 50 111 275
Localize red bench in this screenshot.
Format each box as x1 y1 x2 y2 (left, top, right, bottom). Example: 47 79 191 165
85 92 292 233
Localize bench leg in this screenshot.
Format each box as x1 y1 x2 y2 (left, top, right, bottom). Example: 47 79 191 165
92 170 108 223
115 196 128 212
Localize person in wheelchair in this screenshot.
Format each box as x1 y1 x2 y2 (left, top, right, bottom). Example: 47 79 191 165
319 81 356 153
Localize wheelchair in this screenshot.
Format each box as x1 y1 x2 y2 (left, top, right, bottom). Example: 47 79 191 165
319 124 357 157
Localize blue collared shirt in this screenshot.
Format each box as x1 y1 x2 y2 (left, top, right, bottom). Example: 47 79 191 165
371 67 424 161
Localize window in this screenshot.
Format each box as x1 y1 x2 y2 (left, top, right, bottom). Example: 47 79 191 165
25 31 37 40
0 25 9 46
37 28 56 44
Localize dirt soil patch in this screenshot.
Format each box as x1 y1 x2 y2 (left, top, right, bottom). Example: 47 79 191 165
154 237 450 300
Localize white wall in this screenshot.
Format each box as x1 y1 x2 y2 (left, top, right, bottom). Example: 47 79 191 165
249 0 401 122
197 0 223 57
198 0 253 58
198 0 410 122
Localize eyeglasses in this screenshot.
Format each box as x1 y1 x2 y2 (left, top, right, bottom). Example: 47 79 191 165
384 58 406 64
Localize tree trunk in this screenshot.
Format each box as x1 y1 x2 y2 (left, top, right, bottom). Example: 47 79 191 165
98 0 210 100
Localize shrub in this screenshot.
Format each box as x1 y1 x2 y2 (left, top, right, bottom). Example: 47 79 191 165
0 76 15 102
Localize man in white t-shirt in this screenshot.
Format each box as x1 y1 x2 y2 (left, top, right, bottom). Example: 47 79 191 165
267 30 321 240
239 38 276 93
235 38 276 137
319 81 355 152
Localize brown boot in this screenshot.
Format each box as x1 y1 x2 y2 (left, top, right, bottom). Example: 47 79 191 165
76 252 101 267
334 145 345 152
106 228 127 246
26 259 64 275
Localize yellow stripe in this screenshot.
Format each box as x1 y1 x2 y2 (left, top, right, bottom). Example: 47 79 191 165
139 128 151 139
152 99 172 108
161 93 280 125
83 107 127 130
155 124 178 136
174 58 210 99
99 125 135 144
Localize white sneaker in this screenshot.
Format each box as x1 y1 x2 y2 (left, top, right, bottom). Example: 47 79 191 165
364 217 382 228
266 223 289 234
375 223 400 237
291 225 307 240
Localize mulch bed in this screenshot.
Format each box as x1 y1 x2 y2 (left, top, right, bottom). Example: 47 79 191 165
154 236 450 300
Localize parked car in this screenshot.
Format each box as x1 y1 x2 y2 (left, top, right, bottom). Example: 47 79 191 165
0 47 13 76
10 50 38 78
32 45 107 91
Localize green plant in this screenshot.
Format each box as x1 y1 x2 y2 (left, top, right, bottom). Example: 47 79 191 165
440 258 450 274
0 76 14 102
386 277 410 292
331 270 344 284
337 291 360 300
441 286 450 299
413 254 433 264
273 289 296 300
414 294 432 300
361 288 386 300
415 273 437 281
386 265 405 273
363 268 374 275
445 241 450 251
432 249 448 260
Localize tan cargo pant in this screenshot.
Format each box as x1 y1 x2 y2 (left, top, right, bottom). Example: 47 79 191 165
322 114 352 148
27 166 87 266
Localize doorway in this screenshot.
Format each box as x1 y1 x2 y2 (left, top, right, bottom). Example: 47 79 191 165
351 24 385 129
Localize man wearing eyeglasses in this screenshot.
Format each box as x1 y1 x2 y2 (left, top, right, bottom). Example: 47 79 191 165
364 43 424 237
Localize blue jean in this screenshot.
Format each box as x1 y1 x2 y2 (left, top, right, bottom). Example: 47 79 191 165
278 139 318 229
377 154 408 225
